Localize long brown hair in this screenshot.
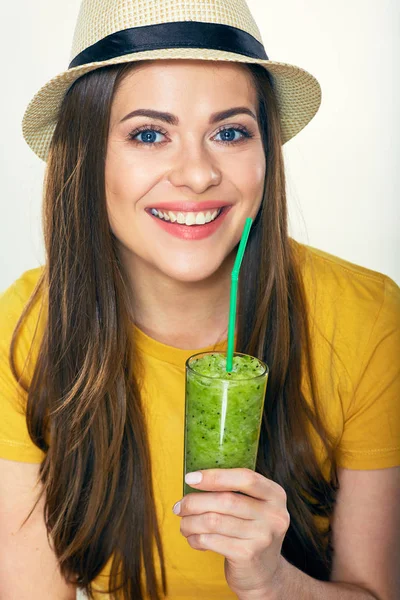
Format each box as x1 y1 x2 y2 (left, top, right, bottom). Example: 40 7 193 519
10 60 339 599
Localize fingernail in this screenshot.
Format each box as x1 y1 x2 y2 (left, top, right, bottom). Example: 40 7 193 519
172 501 181 515
185 471 203 484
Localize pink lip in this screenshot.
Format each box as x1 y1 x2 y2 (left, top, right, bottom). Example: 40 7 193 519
147 206 232 240
146 201 232 212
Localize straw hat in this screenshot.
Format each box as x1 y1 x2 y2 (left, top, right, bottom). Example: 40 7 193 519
22 0 322 162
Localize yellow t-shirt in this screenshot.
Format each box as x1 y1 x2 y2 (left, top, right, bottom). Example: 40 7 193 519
1 240 400 599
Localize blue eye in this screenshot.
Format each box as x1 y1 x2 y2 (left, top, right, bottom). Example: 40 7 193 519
133 129 165 144
127 125 253 146
215 128 246 143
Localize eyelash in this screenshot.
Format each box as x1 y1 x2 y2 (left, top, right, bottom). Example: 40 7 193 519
126 124 254 147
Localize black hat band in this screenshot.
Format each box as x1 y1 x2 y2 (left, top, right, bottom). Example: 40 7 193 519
69 20 269 69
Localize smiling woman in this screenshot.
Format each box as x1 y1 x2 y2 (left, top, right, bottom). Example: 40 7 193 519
0 1 399 600
105 60 265 282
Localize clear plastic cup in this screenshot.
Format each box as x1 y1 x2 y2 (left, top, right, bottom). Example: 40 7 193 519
183 351 269 496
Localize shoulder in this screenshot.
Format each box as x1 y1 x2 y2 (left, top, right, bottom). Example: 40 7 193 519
290 237 392 288
289 239 399 396
0 268 47 463
0 266 46 371
1 266 45 326
289 238 399 322
1 266 45 307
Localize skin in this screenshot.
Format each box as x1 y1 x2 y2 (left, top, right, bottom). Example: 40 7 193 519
176 467 290 598
105 59 266 349
174 467 400 599
104 60 400 599
105 60 281 597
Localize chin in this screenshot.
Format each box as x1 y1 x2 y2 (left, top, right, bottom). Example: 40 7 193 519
160 260 223 284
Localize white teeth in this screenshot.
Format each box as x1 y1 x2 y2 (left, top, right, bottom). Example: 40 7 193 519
185 213 196 226
150 207 223 225
195 212 206 225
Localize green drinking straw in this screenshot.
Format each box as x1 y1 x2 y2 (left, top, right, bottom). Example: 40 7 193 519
226 217 253 372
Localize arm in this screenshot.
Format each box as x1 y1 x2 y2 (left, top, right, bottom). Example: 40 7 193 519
0 457 77 600
251 555 379 599
253 277 400 600
241 467 400 600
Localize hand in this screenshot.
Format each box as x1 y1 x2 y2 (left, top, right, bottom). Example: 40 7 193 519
172 468 290 598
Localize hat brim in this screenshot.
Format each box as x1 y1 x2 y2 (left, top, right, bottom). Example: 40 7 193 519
22 47 321 162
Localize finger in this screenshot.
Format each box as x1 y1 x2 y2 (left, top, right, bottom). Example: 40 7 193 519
180 511 260 540
187 532 259 561
180 490 263 520
186 468 286 503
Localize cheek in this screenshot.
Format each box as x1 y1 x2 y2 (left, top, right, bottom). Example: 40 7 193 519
104 153 157 251
256 156 267 184
105 168 136 238
105 149 160 206
233 153 266 200
105 157 142 226
229 143 265 181
245 156 266 219
106 151 134 199
250 149 266 185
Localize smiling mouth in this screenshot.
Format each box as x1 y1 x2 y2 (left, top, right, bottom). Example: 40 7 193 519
147 207 226 226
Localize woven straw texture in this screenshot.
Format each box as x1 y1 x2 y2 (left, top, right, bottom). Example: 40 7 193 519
22 0 322 162
70 0 263 60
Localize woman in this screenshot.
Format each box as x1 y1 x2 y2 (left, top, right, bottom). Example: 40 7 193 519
0 0 399 599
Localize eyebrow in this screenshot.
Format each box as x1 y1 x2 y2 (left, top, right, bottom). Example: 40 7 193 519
119 106 257 125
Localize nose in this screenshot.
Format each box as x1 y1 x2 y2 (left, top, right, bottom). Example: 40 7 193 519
167 143 222 193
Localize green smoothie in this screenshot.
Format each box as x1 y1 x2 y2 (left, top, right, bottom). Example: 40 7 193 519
183 352 268 496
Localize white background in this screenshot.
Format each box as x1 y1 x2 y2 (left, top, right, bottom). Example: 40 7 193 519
1 0 399 291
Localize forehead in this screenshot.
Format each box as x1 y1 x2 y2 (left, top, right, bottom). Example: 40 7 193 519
111 59 257 115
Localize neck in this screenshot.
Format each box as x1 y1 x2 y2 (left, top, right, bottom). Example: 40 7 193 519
119 248 236 350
